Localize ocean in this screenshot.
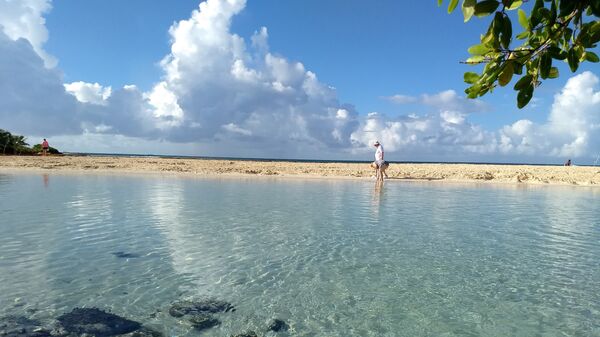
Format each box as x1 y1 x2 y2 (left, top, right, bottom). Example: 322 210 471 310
1 172 599 336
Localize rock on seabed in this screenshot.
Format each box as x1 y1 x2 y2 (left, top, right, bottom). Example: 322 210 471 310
56 308 141 337
168 299 235 317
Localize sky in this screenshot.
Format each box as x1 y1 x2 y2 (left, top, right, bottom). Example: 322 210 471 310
0 0 599 164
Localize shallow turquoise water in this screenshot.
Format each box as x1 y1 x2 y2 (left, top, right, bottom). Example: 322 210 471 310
0 172 599 336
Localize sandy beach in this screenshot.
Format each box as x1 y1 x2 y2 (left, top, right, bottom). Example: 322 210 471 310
1 155 599 186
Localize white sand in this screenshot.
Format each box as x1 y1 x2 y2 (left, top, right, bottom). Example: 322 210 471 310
1 155 599 186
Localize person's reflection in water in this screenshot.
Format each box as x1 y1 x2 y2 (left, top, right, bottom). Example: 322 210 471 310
43 174 49 188
371 180 384 219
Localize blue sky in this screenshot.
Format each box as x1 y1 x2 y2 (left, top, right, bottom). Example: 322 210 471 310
1 0 599 163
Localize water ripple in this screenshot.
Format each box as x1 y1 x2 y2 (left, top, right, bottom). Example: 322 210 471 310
0 174 599 336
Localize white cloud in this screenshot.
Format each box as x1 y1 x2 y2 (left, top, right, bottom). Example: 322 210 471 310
64 82 112 105
384 94 417 104
350 110 495 159
222 122 252 136
147 0 358 154
0 30 81 135
336 109 349 120
43 132 202 155
0 0 56 68
145 82 184 129
385 89 488 113
440 110 465 125
498 71 600 159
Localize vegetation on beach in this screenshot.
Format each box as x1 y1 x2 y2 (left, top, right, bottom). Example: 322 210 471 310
0 129 60 155
441 0 600 108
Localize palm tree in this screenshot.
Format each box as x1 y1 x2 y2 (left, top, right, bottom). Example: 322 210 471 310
0 129 12 155
12 135 29 155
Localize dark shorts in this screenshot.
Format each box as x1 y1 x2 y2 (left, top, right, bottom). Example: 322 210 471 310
375 160 387 168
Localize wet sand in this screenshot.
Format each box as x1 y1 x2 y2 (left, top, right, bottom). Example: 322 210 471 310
1 155 599 186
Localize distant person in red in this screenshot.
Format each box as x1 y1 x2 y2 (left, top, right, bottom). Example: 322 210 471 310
42 139 49 156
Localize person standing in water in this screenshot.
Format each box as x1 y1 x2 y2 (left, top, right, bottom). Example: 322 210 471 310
373 140 387 181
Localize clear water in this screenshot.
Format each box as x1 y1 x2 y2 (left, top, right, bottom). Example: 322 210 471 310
1 172 599 337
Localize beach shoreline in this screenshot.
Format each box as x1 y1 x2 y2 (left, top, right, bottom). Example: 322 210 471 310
1 155 599 187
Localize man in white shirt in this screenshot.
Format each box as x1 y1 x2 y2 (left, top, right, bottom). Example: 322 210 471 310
372 140 388 181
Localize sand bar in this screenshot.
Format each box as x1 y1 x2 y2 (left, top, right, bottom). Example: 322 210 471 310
1 155 599 186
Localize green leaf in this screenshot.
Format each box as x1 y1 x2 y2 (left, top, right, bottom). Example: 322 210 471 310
591 22 600 35
462 0 476 22
548 0 557 26
498 63 514 86
567 48 579 72
448 0 459 13
464 72 480 84
564 28 573 43
516 31 529 40
507 0 523 10
474 0 500 17
548 67 559 79
529 0 543 29
517 85 534 109
591 0 600 17
466 84 482 99
513 74 532 90
492 12 503 45
517 9 528 30
585 51 600 63
537 7 550 20
512 61 523 75
501 15 512 49
558 0 576 17
575 46 585 62
466 55 486 63
592 31 600 44
539 53 552 79
548 46 567 60
438 0 443 6
481 21 496 44
468 43 491 55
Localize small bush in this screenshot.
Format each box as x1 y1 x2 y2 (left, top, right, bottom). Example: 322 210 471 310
32 144 61 154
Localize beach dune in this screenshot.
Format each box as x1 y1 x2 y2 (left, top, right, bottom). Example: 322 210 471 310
1 155 599 186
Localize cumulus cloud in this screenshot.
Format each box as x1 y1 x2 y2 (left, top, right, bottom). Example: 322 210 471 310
1 0 358 157
365 72 600 162
64 82 112 105
0 0 56 68
0 30 82 135
384 94 417 104
143 0 359 155
384 89 489 113
350 109 496 160
499 71 600 159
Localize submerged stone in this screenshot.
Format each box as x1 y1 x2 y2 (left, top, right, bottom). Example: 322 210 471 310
119 326 164 337
0 316 52 337
168 299 235 317
267 319 289 332
112 252 140 258
231 331 258 337
56 308 141 337
188 314 220 331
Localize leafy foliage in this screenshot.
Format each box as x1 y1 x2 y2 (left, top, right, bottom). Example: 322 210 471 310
440 0 600 108
0 129 60 155
32 144 61 155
